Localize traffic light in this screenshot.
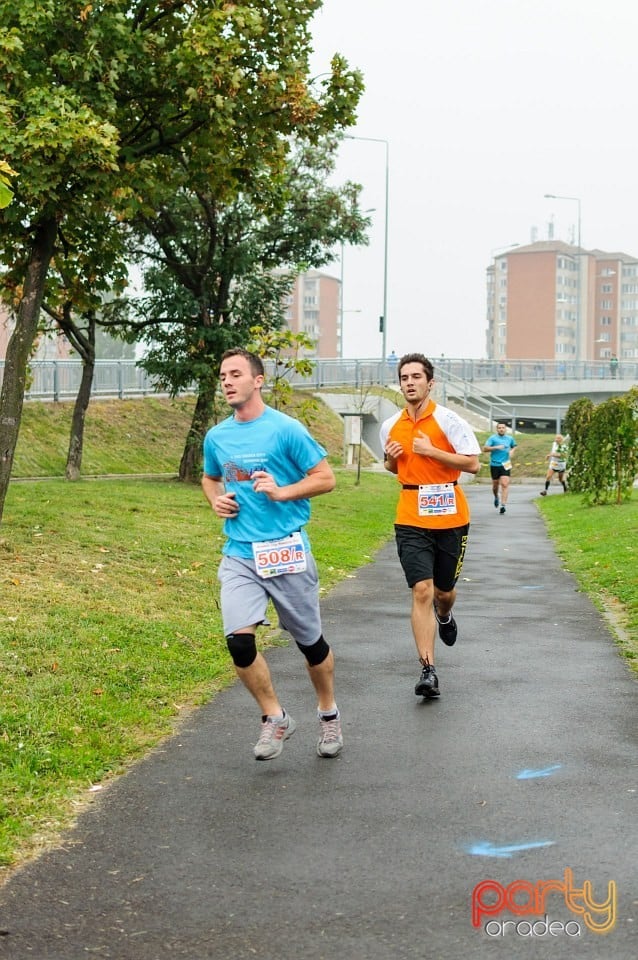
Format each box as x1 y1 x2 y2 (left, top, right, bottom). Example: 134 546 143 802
379 315 384 332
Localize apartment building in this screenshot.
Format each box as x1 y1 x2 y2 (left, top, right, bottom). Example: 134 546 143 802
486 240 638 362
283 270 340 358
0 302 9 358
0 303 72 361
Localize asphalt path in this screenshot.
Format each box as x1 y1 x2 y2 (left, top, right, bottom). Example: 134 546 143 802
0 483 636 959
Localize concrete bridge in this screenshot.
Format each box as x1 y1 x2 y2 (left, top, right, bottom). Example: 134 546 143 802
301 358 635 461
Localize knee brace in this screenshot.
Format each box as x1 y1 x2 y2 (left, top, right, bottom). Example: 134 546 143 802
226 632 257 668
296 634 330 667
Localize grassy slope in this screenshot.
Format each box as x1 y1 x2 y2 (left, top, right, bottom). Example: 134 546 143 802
12 393 353 478
14 393 553 479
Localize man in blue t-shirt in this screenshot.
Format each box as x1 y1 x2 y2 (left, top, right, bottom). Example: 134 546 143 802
483 422 517 515
202 348 342 762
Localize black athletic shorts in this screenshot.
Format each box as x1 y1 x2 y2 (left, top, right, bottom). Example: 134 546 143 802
394 523 470 592
490 464 511 480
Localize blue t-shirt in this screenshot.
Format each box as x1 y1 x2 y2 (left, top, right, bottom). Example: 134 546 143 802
486 433 517 466
202 406 328 558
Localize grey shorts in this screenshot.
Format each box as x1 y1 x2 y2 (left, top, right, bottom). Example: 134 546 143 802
218 554 322 646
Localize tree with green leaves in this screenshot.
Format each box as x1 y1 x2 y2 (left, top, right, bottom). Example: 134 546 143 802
247 325 318 414
564 388 638 504
112 136 369 480
0 0 362 520
39 205 131 479
0 160 16 208
563 396 594 494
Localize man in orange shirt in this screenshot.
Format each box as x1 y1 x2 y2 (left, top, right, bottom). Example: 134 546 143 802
380 353 481 699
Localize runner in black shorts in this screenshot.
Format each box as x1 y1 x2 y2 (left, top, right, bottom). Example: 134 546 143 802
380 353 481 699
483 423 517 515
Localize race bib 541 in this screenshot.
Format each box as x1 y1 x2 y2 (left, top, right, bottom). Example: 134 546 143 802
418 483 457 517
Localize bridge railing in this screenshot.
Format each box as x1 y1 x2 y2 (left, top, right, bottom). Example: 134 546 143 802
435 357 637 383
433 368 570 432
0 356 634 402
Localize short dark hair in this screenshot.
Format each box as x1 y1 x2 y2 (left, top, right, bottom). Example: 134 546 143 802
220 348 264 378
397 353 434 382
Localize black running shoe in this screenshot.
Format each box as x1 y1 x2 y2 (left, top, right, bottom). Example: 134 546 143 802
415 663 440 698
435 611 458 647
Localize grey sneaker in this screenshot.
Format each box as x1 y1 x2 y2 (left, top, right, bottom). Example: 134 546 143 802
254 713 296 761
317 714 343 758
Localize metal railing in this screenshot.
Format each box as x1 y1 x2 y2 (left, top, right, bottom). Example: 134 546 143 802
429 369 568 432
434 357 637 383
0 356 635 401
0 357 632 432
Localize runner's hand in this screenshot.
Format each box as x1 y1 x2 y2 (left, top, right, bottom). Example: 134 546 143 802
385 440 403 460
251 470 281 501
213 491 239 517
413 431 435 455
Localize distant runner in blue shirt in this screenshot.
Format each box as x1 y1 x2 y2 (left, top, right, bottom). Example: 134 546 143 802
483 423 517 515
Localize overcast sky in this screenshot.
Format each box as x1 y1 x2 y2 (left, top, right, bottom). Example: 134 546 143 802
310 0 638 360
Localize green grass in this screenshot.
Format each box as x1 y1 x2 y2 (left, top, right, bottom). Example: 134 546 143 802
0 470 397 873
538 490 638 666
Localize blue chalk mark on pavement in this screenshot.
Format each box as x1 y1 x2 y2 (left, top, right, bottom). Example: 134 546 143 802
465 840 556 858
516 764 563 780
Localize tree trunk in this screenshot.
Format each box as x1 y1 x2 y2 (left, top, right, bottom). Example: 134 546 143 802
178 386 217 483
0 216 57 522
65 348 95 481
61 311 96 481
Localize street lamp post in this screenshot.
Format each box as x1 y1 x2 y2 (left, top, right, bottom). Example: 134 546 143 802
339 208 375 359
544 193 582 361
345 135 390 366
339 240 344 359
